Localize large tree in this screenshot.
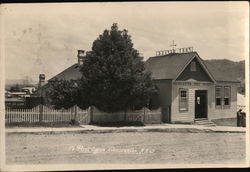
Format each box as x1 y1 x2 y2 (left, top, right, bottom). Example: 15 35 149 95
80 23 154 113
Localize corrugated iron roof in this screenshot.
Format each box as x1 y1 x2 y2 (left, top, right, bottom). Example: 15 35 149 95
49 63 82 81
145 52 238 82
36 51 238 95
203 60 240 82
33 64 81 94
145 52 197 80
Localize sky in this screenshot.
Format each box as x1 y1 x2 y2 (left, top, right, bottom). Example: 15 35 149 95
2 2 248 82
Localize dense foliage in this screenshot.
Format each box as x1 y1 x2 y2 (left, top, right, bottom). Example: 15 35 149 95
46 79 88 109
80 23 154 112
47 23 154 112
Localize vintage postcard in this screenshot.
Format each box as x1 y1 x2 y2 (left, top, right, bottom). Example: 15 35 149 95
0 2 249 171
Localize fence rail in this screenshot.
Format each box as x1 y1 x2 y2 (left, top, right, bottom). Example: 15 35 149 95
5 105 89 124
93 107 162 124
5 105 162 124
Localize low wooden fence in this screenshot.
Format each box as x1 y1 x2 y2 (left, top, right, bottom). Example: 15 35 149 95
5 105 162 124
5 105 89 124
93 107 162 124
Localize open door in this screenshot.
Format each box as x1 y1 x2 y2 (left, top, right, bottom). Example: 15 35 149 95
195 90 207 118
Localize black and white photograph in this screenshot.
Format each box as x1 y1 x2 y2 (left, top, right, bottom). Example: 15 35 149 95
0 1 249 171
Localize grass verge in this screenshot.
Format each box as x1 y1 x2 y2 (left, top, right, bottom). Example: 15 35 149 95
5 120 80 128
89 121 145 127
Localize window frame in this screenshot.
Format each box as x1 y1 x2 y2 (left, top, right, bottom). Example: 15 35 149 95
223 86 231 108
215 86 222 108
179 88 188 112
190 61 197 71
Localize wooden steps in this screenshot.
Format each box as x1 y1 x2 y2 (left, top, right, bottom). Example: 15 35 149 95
194 118 216 127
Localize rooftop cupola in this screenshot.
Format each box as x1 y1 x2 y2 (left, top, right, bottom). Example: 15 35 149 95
155 40 194 56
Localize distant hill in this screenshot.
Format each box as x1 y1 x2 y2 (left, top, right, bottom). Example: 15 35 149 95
204 59 245 81
204 59 245 94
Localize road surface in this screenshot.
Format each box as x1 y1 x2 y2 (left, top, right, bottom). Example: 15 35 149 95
6 132 245 164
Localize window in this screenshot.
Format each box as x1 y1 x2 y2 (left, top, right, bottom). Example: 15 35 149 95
215 86 222 107
224 86 230 106
190 61 196 71
179 89 188 112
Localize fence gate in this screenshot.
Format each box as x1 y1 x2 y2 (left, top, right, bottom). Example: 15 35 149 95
76 106 90 124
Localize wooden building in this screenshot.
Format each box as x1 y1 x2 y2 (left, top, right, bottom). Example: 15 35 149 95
145 51 240 124
33 50 84 104
34 49 240 124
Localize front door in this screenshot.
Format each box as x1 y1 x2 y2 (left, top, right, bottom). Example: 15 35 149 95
195 90 207 118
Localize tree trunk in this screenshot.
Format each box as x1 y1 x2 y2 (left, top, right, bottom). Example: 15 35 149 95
143 107 146 123
89 106 94 123
124 109 127 122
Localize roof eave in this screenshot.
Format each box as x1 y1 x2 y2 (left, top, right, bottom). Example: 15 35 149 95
216 80 241 83
48 63 79 82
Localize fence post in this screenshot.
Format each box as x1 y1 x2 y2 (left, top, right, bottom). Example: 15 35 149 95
39 104 43 122
143 107 146 123
74 105 77 121
6 107 8 123
89 106 94 123
124 109 127 122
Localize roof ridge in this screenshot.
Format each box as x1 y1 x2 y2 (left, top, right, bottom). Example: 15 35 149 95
145 51 197 80
148 51 197 60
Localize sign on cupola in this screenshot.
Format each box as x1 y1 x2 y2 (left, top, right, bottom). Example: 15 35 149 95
156 40 194 56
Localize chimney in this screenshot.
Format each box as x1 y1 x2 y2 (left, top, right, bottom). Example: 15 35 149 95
77 50 85 65
38 74 45 89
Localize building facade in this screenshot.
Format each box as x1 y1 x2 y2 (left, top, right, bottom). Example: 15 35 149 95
145 51 239 123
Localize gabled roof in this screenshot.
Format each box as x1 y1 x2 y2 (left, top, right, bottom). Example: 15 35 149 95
145 52 237 82
35 51 238 96
49 63 82 82
145 52 198 80
33 63 82 95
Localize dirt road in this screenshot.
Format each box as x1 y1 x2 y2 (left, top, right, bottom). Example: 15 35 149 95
6 132 245 164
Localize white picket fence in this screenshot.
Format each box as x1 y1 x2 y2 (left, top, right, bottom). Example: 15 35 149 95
5 105 162 124
6 106 40 123
5 105 89 124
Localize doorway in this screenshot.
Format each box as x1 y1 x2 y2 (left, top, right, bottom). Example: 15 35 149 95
195 90 207 118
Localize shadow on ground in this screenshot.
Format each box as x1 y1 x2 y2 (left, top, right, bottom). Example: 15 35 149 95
212 118 237 127
5 120 80 128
